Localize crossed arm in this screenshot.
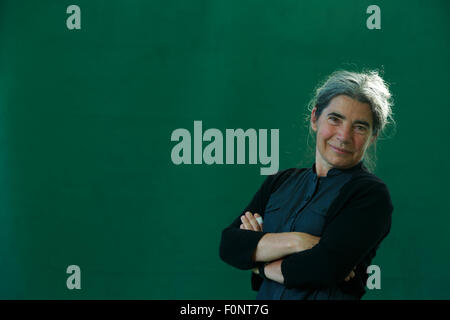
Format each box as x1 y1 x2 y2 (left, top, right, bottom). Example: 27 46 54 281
239 211 355 284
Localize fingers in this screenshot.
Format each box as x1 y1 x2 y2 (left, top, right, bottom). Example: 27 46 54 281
244 211 261 231
240 212 263 231
249 212 263 231
240 214 253 230
255 214 263 226
344 270 356 282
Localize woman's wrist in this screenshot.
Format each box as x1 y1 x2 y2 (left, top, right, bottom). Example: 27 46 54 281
264 260 285 284
289 232 321 253
253 232 315 262
258 263 269 279
286 232 304 253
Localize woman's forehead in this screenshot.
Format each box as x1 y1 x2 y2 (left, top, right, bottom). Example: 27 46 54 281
324 95 373 124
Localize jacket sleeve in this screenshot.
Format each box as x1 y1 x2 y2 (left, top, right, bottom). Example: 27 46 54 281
219 169 295 270
281 180 393 289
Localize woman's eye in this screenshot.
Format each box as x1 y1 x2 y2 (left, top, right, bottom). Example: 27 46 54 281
328 116 339 123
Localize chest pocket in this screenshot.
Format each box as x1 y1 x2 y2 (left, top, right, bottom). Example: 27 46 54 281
262 193 290 233
292 205 329 236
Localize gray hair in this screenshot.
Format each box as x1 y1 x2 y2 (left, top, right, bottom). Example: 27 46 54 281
306 69 395 170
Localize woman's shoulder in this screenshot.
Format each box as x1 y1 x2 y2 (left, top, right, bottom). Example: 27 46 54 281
326 168 394 221
344 168 393 206
352 166 391 190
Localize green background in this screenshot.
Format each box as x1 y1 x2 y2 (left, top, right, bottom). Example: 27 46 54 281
1 0 449 299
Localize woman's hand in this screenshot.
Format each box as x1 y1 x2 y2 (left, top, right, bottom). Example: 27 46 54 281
240 211 263 232
344 267 356 282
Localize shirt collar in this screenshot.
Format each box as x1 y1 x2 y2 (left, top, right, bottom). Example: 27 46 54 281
311 161 364 177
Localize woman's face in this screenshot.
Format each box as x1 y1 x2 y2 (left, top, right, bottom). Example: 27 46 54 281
311 95 376 175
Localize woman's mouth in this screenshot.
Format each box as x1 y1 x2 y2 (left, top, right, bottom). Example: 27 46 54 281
329 144 352 154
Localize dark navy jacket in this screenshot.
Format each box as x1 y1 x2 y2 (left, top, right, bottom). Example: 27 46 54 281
219 162 393 299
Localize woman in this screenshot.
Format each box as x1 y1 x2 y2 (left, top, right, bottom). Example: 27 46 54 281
219 70 394 299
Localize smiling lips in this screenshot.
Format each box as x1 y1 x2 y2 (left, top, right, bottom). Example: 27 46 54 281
329 144 352 154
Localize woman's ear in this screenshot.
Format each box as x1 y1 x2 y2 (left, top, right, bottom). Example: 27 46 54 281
311 107 318 132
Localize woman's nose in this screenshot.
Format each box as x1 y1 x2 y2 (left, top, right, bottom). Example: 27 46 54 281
337 125 352 143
